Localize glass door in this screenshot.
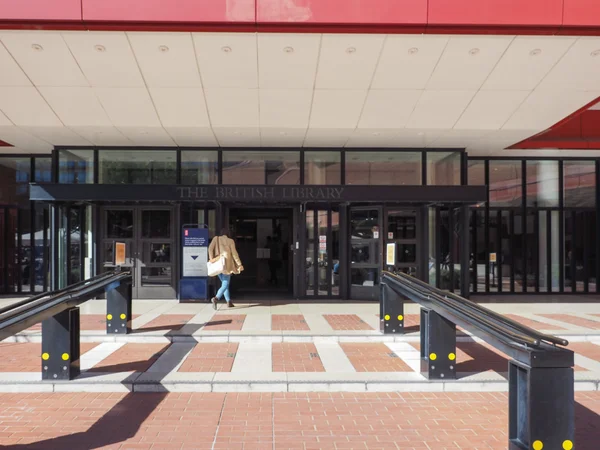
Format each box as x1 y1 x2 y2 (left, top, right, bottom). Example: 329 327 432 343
304 206 340 298
384 209 419 277
349 207 382 300
102 206 176 299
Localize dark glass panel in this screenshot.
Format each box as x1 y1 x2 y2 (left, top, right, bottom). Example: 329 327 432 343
222 151 300 185
58 149 94 184
141 210 171 238
564 161 595 207
99 150 177 184
345 152 421 185
106 210 134 239
489 161 522 207
427 152 461 185
181 151 218 184
304 151 341 185
527 161 559 207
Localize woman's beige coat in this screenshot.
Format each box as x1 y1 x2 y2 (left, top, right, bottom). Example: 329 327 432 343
208 235 243 275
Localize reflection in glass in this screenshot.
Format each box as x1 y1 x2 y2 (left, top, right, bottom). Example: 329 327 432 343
99 150 177 184
19 209 32 292
346 152 421 185
304 152 341 185
305 210 315 295
106 210 134 239
318 210 328 295
468 160 485 185
69 208 81 285
427 152 461 185
397 245 417 264
181 151 218 184
58 150 94 184
34 158 52 183
331 211 340 296
222 151 300 185
527 161 559 207
141 210 171 238
141 267 172 286
351 268 378 287
351 243 377 264
350 209 379 239
387 211 416 239
489 161 522 207
145 243 171 263
564 161 595 207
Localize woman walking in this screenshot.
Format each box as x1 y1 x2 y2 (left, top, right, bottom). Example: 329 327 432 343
208 228 244 309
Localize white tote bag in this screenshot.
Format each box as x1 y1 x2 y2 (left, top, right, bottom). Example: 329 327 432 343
207 236 225 277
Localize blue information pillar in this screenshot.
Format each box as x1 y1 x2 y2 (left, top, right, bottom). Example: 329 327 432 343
179 226 209 302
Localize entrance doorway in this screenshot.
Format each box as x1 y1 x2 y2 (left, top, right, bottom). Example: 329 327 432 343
227 207 295 298
101 206 176 299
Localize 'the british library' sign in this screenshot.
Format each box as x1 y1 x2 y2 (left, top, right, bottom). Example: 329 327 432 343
30 183 487 204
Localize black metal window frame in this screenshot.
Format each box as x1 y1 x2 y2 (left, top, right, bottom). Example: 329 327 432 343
469 156 599 295
53 147 466 188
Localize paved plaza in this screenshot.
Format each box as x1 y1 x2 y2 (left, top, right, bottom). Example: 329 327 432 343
1 298 600 448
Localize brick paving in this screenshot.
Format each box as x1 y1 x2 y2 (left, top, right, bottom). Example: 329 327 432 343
272 314 310 331
137 314 194 332
202 314 246 331
323 314 373 331
340 343 413 372
505 314 566 331
272 343 325 372
178 343 238 372
87 344 169 373
569 342 600 363
540 314 600 330
0 342 99 372
1 392 599 449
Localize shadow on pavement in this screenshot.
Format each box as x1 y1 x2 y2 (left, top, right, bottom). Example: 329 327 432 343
575 401 600 450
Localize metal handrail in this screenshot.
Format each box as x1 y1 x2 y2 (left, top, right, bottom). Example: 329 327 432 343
0 270 132 340
0 271 119 316
382 270 569 349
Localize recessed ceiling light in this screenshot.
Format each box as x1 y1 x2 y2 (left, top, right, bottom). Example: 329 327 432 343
408 47 419 55
530 48 542 56
31 44 43 52
94 45 106 53
158 45 169 53
221 46 232 53
283 46 294 53
469 48 480 56
591 49 600 57
346 47 357 54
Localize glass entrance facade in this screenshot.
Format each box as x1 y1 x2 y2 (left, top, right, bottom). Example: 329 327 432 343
5 148 599 300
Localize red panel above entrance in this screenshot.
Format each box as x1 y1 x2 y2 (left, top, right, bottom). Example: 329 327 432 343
82 0 255 24
1 0 600 33
0 0 81 21
256 0 427 26
428 0 563 27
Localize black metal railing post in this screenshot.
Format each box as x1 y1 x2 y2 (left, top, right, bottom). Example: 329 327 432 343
420 308 457 380
379 281 405 334
509 362 574 450
41 307 80 381
106 279 133 335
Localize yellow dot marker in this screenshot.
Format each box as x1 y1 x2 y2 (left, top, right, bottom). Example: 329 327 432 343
384 315 390 321
107 314 113 320
41 353 49 361
120 313 126 320
448 353 456 361
61 353 69 361
563 440 573 450
533 440 543 450
397 315 404 321
429 353 437 361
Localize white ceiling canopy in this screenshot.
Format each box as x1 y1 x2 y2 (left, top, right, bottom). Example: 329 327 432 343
0 30 600 156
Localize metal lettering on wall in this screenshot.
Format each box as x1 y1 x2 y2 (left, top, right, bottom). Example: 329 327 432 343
176 186 345 201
